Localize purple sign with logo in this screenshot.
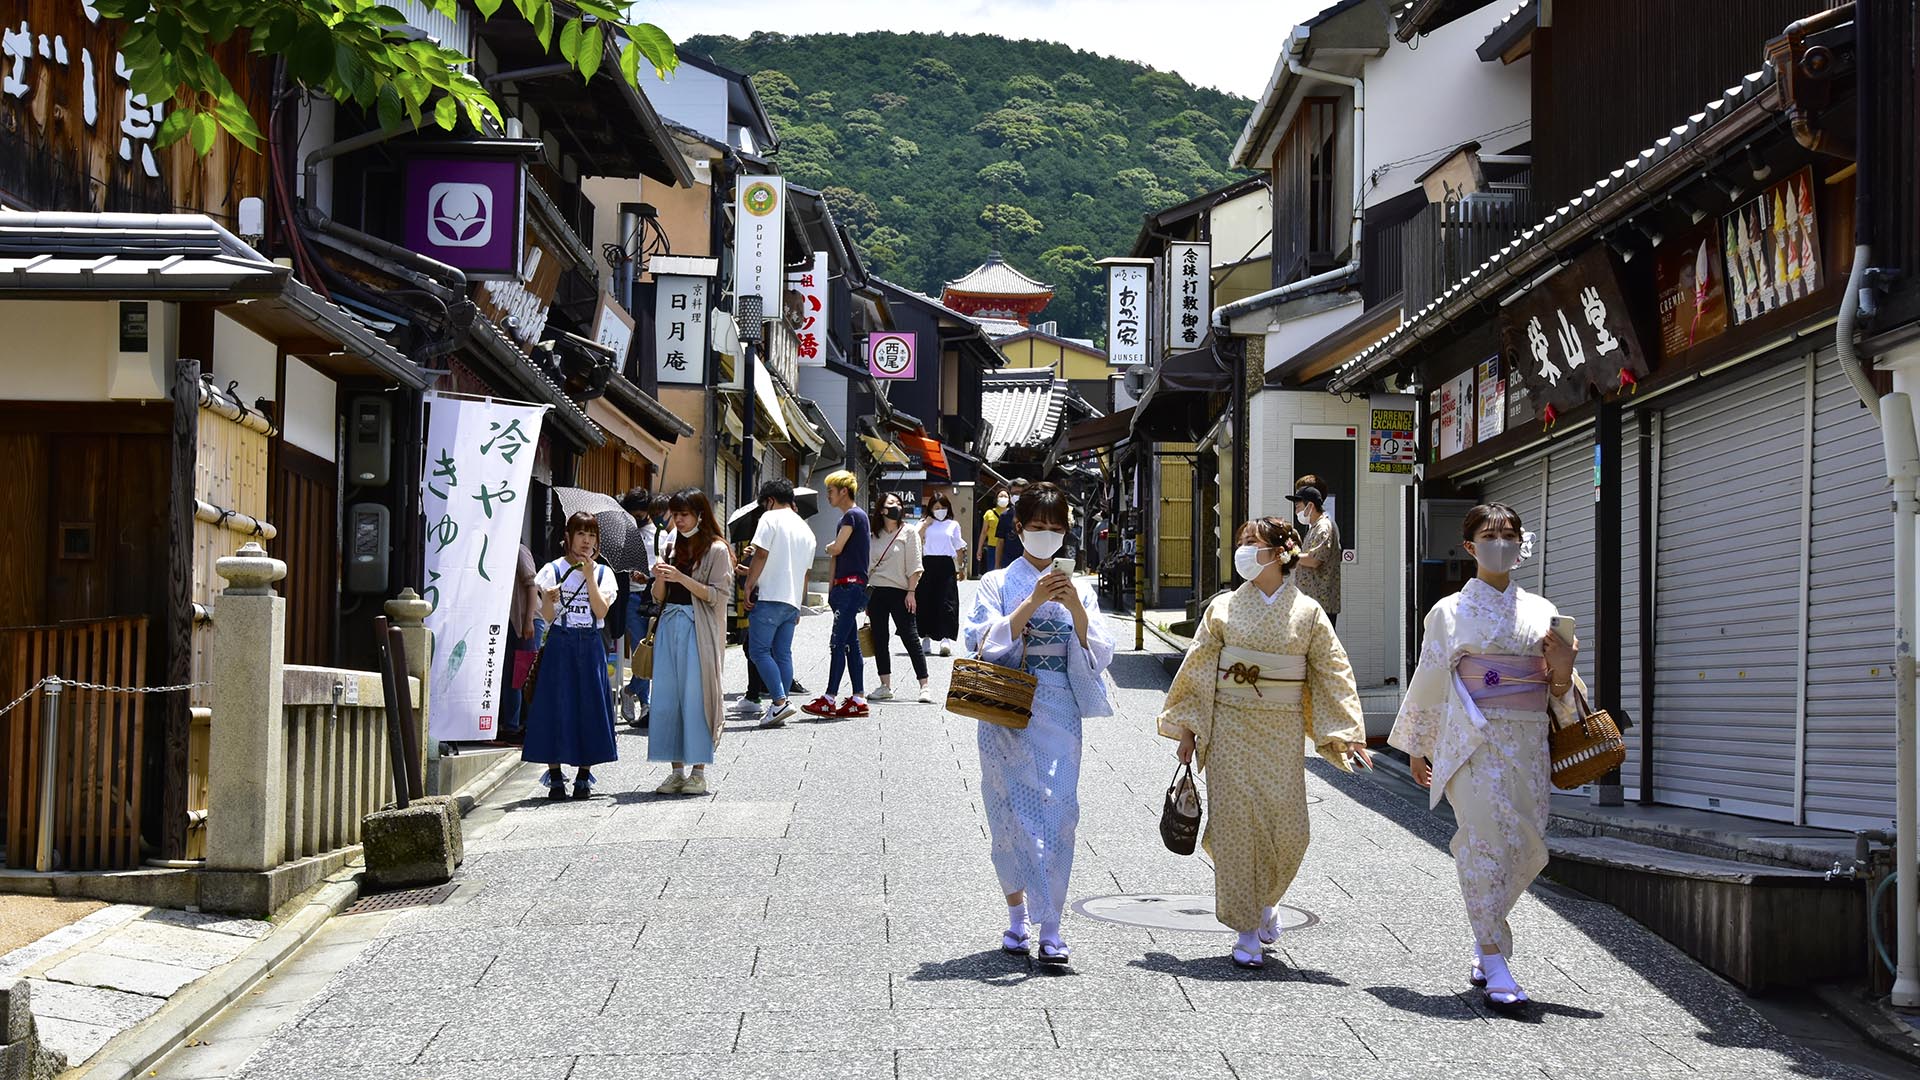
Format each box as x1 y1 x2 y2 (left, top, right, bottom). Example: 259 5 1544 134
403 157 525 280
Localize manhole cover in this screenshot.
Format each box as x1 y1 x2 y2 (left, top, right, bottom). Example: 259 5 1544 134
1070 894 1318 934
341 882 458 915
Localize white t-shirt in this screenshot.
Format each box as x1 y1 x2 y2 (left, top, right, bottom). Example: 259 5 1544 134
750 506 816 609
534 558 618 629
921 518 966 558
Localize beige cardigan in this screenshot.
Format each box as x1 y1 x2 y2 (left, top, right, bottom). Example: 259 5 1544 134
658 538 735 742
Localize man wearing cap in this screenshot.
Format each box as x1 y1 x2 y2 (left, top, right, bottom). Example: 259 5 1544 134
1286 483 1342 629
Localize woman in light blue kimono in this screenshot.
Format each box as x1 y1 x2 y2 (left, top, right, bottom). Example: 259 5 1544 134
962 482 1115 966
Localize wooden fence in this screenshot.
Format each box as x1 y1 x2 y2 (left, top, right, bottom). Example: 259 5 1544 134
0 617 149 870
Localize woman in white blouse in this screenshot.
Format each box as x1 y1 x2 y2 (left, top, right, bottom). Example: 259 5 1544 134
917 492 966 655
867 492 932 702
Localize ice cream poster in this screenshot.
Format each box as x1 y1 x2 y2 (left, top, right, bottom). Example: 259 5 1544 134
1720 166 1821 327
1655 222 1730 359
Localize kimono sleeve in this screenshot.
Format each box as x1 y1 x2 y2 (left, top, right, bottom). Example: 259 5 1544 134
1304 603 1365 770
1073 579 1115 676
963 573 1018 664
1388 601 1454 761
1155 593 1226 754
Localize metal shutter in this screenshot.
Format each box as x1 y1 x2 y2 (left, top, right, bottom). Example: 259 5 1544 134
1481 453 1547 594
1542 439 1597 695
1804 351 1896 828
1618 423 1645 798
1652 358 1808 820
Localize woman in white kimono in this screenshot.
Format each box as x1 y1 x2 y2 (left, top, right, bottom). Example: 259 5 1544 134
962 482 1115 966
1388 502 1579 1012
1156 516 1370 969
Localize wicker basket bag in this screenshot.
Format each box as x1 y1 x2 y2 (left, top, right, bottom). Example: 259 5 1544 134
946 644 1037 729
1549 687 1627 789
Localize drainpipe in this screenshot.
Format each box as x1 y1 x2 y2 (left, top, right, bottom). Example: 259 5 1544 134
1883 392 1920 1008
1210 34 1366 332
301 208 469 291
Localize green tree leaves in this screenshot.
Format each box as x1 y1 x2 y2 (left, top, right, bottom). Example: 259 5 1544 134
96 0 680 154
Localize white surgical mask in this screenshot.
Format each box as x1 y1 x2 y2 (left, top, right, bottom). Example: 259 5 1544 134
1233 545 1270 581
933 508 949 520
678 526 699 539
996 495 1010 509
1470 538 1523 573
1022 529 1065 560
1296 509 1312 526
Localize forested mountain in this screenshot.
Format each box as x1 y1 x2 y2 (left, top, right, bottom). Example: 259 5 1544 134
679 31 1253 341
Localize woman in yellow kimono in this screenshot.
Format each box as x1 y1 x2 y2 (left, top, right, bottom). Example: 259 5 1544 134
1388 502 1579 1013
1156 516 1370 969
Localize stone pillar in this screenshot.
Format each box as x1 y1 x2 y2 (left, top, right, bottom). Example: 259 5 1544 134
206 542 287 873
383 588 435 784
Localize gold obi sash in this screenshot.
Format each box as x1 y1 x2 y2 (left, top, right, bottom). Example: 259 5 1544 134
1215 645 1306 705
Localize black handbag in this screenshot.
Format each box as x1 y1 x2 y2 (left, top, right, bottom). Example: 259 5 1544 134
1159 762 1203 855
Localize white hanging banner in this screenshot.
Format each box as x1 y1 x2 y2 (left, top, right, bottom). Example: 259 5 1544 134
788 251 829 366
655 274 709 385
734 174 787 311
1106 262 1149 365
1167 242 1210 350
420 395 547 742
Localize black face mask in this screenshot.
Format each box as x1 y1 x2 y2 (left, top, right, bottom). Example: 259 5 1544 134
885 506 904 521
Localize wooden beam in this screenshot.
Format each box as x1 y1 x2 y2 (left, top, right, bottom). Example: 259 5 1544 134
0 403 171 436
162 358 199 861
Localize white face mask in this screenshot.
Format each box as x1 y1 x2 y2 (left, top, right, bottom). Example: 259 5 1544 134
1233 545 1270 581
933 508 949 520
678 526 699 539
1296 509 1312 526
1022 529 1065 560
1470 538 1523 573
996 496 1010 509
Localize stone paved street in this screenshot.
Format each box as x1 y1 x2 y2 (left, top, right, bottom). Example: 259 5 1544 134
159 592 1881 1080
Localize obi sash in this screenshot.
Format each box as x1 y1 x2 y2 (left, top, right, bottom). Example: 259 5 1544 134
1215 645 1306 705
1455 653 1551 713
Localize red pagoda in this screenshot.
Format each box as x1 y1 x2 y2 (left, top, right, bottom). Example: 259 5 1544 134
939 253 1054 329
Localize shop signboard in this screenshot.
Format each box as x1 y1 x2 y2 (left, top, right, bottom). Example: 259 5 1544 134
1722 166 1822 325
1367 393 1417 481
787 252 829 366
1656 223 1731 358
1166 242 1210 351
1105 261 1150 365
404 156 527 280
1501 245 1649 419
869 332 916 380
734 175 787 312
654 274 710 386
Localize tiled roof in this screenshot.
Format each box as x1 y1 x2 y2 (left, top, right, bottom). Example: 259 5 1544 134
943 255 1052 297
976 316 1028 339
1329 66 1777 393
980 368 1065 461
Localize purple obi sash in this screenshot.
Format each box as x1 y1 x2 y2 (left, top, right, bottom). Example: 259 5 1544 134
1456 654 1550 713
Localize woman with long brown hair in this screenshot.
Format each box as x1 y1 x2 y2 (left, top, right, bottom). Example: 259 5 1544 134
526 512 621 799
648 488 735 796
1156 515 1368 968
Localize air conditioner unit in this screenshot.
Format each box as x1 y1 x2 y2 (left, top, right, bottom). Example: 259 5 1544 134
1420 498 1476 562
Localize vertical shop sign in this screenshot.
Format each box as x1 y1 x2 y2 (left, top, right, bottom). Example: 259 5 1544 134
1166 242 1210 350
654 274 709 386
788 252 829 366
1106 261 1150 365
734 175 787 311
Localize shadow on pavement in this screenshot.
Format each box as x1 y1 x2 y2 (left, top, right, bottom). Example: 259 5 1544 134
1127 949 1348 984
1108 653 1174 691
906 947 1055 985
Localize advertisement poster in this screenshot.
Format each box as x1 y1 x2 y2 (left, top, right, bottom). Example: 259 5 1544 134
421 396 547 741
1656 223 1730 358
1722 165 1821 325
1367 394 1417 479
1476 355 1505 443
1439 368 1475 459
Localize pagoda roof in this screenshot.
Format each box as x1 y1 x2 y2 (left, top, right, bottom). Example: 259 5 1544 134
942 254 1053 298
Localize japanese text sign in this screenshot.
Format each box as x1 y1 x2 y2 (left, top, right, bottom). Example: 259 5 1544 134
788 252 829 366
869 332 916 380
1106 262 1149 365
403 156 526 280
1166 242 1211 350
421 395 546 742
734 174 787 311
655 274 709 386
1500 245 1649 417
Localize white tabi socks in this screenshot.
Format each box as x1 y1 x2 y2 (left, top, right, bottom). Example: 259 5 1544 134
1478 951 1528 1006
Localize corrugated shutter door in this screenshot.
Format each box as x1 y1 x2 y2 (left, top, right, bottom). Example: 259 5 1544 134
1481 454 1547 594
1542 439 1597 695
1618 424 1645 797
1652 358 1807 820
1804 352 1896 828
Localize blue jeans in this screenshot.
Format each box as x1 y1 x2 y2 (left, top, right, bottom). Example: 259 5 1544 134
624 592 652 698
747 600 800 704
827 582 866 697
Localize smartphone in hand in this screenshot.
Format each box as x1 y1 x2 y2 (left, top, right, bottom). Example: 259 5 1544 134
1550 615 1576 645
1052 556 1076 579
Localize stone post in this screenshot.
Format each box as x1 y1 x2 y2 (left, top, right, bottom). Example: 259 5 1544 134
206 542 287 873
383 588 435 782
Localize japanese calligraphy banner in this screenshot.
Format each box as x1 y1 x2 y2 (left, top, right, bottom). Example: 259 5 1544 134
655 274 709 386
1106 262 1149 365
421 395 547 742
1166 242 1210 351
788 253 829 366
1500 245 1649 418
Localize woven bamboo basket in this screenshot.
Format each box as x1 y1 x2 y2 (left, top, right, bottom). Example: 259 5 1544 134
1549 690 1626 789
947 656 1037 729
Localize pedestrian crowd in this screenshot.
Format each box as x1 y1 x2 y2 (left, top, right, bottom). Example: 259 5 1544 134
496 472 1580 1011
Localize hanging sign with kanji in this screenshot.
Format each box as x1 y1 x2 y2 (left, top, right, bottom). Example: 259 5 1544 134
654 274 709 386
1500 245 1649 418
1166 242 1211 351
869 332 916 380
788 252 829 366
1106 262 1150 365
421 395 546 742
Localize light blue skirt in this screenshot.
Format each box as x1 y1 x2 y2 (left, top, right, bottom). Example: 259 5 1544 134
647 605 714 765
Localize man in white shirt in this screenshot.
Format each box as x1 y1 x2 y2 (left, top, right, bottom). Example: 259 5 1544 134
740 479 816 728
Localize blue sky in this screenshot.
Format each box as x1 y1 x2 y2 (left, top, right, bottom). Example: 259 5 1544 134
639 0 1331 100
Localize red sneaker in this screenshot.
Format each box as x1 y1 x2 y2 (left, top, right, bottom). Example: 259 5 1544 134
801 695 838 717
835 698 870 718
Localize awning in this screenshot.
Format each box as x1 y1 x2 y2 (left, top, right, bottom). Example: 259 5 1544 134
778 392 825 455
895 429 950 477
859 434 911 465
1131 337 1240 443
795 397 846 461
586 398 670 467
1065 408 1135 454
750 356 790 442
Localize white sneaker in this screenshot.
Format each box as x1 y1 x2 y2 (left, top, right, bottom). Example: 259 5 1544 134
618 689 636 723
938 642 954 657
869 686 895 701
921 638 933 655
917 686 935 704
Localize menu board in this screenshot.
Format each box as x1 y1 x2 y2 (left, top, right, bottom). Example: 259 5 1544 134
1722 166 1822 326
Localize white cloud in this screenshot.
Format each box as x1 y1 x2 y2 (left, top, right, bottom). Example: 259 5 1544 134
639 0 1334 100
